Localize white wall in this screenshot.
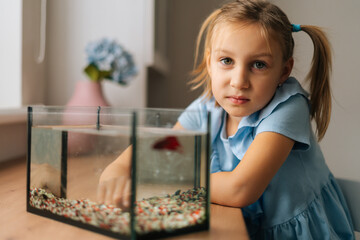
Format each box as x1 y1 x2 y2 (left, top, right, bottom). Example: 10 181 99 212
45 0 150 108
271 0 360 181
0 0 22 108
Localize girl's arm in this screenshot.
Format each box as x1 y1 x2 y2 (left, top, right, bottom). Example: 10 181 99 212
211 132 294 207
99 146 132 183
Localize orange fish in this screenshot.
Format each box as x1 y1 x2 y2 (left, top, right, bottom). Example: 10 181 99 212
152 136 182 153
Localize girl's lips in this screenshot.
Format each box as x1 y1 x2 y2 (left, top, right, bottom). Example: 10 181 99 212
228 96 250 104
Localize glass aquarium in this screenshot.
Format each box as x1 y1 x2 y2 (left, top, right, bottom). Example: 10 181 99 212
26 106 210 239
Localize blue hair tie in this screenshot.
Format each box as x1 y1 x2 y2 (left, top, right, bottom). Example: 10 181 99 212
292 24 302 32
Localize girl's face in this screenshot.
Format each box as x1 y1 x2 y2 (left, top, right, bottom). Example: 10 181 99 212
207 23 293 123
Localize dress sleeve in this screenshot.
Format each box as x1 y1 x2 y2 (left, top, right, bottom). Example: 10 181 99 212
255 94 311 150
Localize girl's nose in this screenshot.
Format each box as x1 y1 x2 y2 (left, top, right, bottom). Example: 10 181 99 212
230 66 250 89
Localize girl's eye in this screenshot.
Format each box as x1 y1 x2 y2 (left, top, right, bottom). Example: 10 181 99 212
253 61 267 69
220 57 233 65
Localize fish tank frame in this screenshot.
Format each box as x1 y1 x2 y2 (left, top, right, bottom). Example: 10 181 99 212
26 106 211 239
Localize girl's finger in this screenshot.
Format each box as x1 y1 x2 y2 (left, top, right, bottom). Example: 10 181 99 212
97 182 106 204
123 179 131 208
113 177 127 207
104 179 116 205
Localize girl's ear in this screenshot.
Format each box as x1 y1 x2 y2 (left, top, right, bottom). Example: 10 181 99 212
279 57 294 85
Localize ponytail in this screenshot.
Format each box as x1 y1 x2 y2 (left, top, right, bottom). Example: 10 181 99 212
301 25 332 141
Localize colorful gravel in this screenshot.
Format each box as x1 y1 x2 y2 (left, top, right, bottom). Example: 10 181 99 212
29 187 207 235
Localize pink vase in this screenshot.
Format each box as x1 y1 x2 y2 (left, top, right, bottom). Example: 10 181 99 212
65 81 110 156
67 81 109 107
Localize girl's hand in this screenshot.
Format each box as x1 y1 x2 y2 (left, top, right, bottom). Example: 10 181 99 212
97 176 131 210
97 146 132 210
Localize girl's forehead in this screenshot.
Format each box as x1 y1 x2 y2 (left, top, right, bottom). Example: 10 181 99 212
212 22 255 41
210 22 280 55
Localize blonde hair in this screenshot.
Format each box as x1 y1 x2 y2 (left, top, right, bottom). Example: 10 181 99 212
190 0 332 141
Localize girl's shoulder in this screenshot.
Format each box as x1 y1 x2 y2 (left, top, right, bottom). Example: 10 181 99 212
178 95 221 130
245 77 312 150
178 95 224 144
260 77 309 120
240 77 309 128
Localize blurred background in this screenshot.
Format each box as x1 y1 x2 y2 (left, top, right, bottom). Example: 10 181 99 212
0 0 359 184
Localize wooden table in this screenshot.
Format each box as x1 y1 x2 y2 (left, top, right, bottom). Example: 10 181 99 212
0 157 249 240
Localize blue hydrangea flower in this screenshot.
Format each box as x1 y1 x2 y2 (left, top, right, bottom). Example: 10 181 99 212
84 38 137 85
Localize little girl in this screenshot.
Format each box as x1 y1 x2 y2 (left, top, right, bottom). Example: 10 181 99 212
98 0 355 238
176 0 355 238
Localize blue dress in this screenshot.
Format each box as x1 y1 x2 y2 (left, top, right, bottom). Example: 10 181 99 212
178 77 355 239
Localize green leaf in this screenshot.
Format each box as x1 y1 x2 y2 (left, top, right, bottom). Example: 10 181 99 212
99 69 112 80
84 64 101 82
